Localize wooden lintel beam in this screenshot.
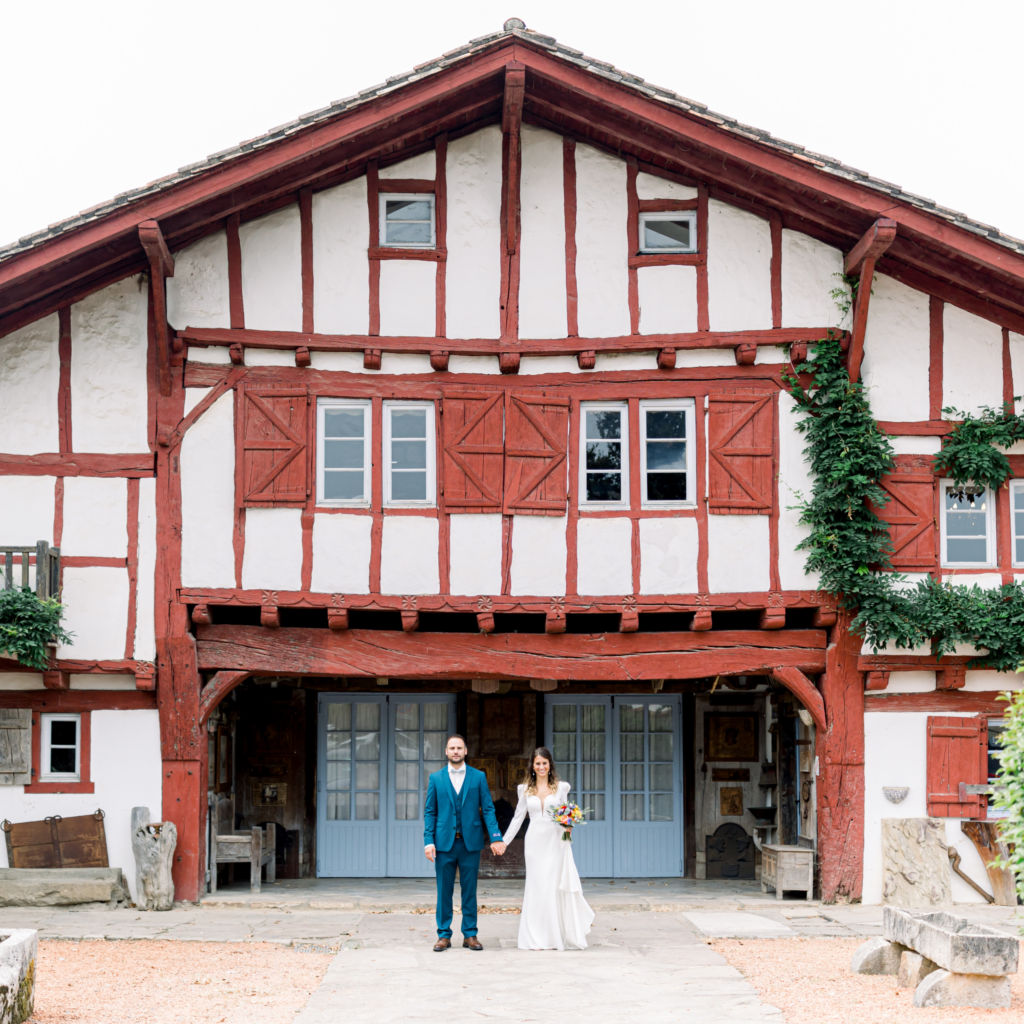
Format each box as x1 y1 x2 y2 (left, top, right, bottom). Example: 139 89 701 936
846 219 897 381
844 218 897 278
138 220 175 279
503 61 526 255
770 665 826 731
198 670 250 725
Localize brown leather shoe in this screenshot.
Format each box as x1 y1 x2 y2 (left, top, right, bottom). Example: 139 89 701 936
462 936 483 950
433 937 451 952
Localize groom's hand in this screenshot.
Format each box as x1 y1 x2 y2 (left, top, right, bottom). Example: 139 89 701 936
490 842 506 856
424 844 436 863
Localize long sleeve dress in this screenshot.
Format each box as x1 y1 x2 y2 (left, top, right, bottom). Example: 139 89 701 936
502 780 595 950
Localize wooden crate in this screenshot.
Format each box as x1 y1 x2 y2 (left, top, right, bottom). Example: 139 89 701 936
760 843 814 900
2 810 109 869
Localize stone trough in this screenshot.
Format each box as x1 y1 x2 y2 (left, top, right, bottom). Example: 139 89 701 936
852 906 1019 1009
0 930 37 1024
0 868 130 909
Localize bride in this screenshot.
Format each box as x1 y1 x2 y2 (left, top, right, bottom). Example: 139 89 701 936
502 747 595 950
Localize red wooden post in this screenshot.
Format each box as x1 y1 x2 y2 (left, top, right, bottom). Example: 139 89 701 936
563 138 578 338
299 188 314 334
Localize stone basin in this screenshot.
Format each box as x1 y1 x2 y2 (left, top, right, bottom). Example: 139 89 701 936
883 906 1019 977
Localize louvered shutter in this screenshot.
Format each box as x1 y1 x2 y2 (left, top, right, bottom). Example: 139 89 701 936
873 459 937 568
0 709 31 785
708 391 775 514
440 391 505 513
502 392 569 515
237 386 309 507
926 716 987 818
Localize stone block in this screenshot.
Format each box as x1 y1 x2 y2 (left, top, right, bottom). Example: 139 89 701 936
913 969 1012 1009
883 906 1019 976
897 950 939 989
0 929 37 1023
881 818 951 907
0 868 129 908
851 936 907 975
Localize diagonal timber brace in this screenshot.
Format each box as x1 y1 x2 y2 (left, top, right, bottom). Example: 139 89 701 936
139 220 176 396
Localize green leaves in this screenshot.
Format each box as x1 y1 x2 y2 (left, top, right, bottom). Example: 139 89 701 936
991 689 1024 907
0 587 74 670
933 403 1024 491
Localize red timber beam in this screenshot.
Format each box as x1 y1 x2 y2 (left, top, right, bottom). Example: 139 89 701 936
198 670 250 725
0 453 155 477
845 218 896 381
770 666 826 731
138 220 175 396
502 61 526 255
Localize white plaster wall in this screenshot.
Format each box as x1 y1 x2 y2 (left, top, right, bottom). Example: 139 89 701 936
574 144 630 337
674 349 735 368
944 573 1002 589
519 356 583 375
1009 332 1024 416
890 436 942 455
755 346 789 364
166 231 230 330
635 173 697 201
380 517 440 594
310 351 370 373
0 477 54 547
449 514 502 595
0 314 60 454
879 671 937 693
446 126 502 339
242 508 303 590
861 274 930 422
70 674 136 689
188 345 232 365
134 477 157 661
379 151 435 179
639 518 699 594
313 177 370 335
381 353 433 374
0 673 45 689
781 230 843 328
0 709 162 902
707 515 771 593
778 391 820 590
447 355 500 374
593 351 657 372
638 265 698 335
577 518 632 595
379 261 435 336
245 349 295 366
519 125 568 339
863 711 992 904
180 389 235 589
707 201 772 331
57 566 129 660
943 304 1003 415
964 670 1022 691
510 516 567 596
239 205 302 332
311 514 372 594
70 276 149 453
60 477 128 557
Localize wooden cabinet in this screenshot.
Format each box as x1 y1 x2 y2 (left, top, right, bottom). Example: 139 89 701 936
760 844 813 900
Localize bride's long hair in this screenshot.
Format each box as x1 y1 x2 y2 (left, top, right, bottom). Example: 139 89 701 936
524 746 559 795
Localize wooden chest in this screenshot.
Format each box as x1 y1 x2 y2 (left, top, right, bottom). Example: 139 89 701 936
760 844 814 900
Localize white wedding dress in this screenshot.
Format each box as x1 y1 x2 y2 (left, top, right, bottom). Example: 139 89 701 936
502 780 595 950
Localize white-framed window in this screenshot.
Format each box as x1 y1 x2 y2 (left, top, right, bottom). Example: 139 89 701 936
317 399 371 506
1011 480 1024 567
579 403 628 506
379 194 435 248
640 399 695 506
638 211 697 254
40 713 80 783
940 480 995 567
384 401 436 506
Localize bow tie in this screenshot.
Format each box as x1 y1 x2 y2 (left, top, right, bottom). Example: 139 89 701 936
450 767 465 773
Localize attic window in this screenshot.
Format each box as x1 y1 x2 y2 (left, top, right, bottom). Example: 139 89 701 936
639 211 697 254
380 194 435 248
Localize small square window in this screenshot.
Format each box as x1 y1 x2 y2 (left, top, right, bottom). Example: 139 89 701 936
380 194 435 248
639 211 697 254
579 404 628 506
941 481 994 567
1012 481 1024 567
40 714 80 782
317 400 371 505
641 400 695 505
384 402 436 506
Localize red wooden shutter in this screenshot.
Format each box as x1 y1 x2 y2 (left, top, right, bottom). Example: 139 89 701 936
708 391 774 514
502 392 569 515
237 386 310 507
926 716 988 818
873 458 937 568
440 390 505 513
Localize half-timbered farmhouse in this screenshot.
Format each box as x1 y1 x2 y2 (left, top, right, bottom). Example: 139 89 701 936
1 20 1021 904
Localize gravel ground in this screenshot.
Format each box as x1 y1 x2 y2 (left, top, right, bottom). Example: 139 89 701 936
714 938 1024 1023
28 940 333 1024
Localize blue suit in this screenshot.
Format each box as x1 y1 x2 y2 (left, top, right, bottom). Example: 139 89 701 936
424 764 502 938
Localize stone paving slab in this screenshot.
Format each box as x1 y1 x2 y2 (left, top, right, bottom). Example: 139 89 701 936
683 913 797 939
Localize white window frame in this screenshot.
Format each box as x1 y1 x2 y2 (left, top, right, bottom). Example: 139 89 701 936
638 210 698 254
379 193 436 249
1011 480 1024 568
640 399 697 508
579 402 629 509
383 401 436 507
940 478 996 569
316 399 372 507
39 713 81 783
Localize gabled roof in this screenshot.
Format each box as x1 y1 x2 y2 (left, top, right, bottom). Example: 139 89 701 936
3 19 1024 336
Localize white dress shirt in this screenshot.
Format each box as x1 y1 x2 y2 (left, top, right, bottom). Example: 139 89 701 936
424 762 467 853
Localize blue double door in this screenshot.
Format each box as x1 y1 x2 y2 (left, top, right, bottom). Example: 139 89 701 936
316 693 456 877
546 694 683 877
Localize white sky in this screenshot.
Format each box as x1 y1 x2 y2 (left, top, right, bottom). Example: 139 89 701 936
3 0 1022 249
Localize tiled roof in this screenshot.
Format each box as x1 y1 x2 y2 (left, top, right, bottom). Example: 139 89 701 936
3 21 1022 263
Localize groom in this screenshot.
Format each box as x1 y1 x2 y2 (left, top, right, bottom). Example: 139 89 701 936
424 734 506 951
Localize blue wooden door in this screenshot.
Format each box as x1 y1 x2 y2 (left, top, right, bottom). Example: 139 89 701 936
386 695 456 877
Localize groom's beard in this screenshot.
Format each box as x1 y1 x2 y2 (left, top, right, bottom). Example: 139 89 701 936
447 755 465 766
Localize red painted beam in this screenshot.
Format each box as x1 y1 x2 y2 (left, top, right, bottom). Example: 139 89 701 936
198 670 250 724
0 453 155 477
503 62 525 258
138 220 175 279
845 218 897 279
771 665 826 731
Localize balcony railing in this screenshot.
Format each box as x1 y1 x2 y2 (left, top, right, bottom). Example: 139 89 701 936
1 542 61 600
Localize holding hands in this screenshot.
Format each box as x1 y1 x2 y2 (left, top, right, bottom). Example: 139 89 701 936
490 841 507 856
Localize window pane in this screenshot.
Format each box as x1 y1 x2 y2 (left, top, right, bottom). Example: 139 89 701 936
620 705 644 732
621 794 644 821
553 705 577 732
324 409 364 438
386 199 432 222
50 747 76 773
581 705 605 733
621 764 644 791
551 733 576 763
327 762 351 790
355 732 380 761
395 703 419 731
386 221 432 245
326 733 351 759
327 703 351 732
1015 511 1024 534
646 473 687 502
324 439 364 469
644 219 691 249
649 705 672 732
395 762 418 790
646 410 686 438
586 410 621 439
395 792 419 820
650 734 673 762
355 792 379 820
585 793 605 821
586 472 621 503
646 441 686 470
586 440 621 470
561 763 577 790
355 703 380 730
621 734 644 762
423 703 448 731
423 761 446 788
327 792 350 820
50 720 77 746
1018 538 1024 563
392 472 427 501
355 763 379 790
650 763 674 791
391 410 427 438
423 732 447 760
394 731 418 761
947 512 988 535
947 538 987 563
1016 489 1024 510
581 764 605 791
650 793 674 821
391 439 427 470
581 734 605 761
324 472 365 501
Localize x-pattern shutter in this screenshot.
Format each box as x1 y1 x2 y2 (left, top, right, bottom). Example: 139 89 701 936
926 716 987 818
440 391 505 513
502 392 569 515
874 459 937 568
238 386 309 507
708 391 774 514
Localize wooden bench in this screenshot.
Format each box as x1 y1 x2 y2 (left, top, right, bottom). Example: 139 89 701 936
209 797 276 894
760 843 814 900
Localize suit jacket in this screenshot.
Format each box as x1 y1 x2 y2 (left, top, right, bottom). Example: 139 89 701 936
424 764 502 853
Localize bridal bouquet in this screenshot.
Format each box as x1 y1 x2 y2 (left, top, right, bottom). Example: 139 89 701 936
549 802 587 842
